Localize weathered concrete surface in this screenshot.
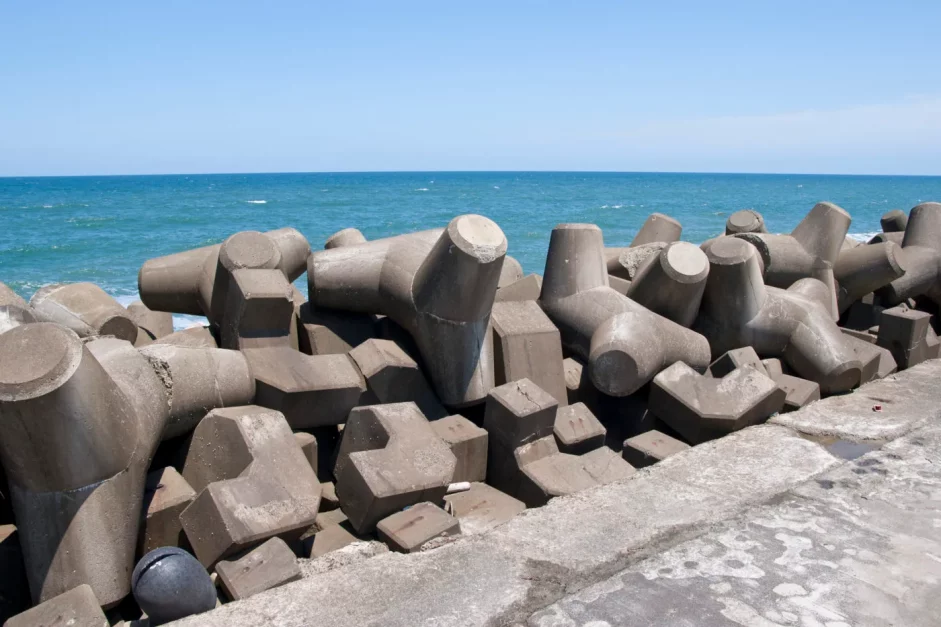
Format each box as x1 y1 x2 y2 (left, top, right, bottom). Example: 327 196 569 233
170 360 941 627
771 358 941 441
173 426 837 626
528 421 941 627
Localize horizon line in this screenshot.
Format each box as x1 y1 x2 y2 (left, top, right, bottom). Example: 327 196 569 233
3 169 941 180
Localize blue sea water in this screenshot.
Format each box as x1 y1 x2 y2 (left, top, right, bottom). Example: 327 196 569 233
1 172 939 326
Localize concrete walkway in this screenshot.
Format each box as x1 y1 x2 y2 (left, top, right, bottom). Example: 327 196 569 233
174 361 941 626
529 420 941 626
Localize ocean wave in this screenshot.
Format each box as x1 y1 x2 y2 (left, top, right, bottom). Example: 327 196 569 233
415 188 429 192
245 200 267 204
848 232 879 242
114 294 207 331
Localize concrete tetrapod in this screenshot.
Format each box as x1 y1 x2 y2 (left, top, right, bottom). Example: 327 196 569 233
539 224 711 397
0 325 257 606
30 282 138 342
180 405 322 567
333 403 456 533
138 227 310 346
649 361 786 444
881 208 908 233
625 241 709 327
308 215 507 407
324 227 367 249
834 241 907 314
733 202 851 319
695 237 862 394
139 343 255 440
0 327 169 607
878 202 941 307
126 300 174 340
604 213 682 273
725 209 767 235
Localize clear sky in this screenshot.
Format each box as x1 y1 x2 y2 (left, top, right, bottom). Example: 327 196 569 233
2 1 940 176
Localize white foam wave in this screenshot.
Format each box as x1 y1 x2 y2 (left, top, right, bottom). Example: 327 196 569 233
114 294 207 331
245 200 267 204
848 232 879 242
415 188 429 192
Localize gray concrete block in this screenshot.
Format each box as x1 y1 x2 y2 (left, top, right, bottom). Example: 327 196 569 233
4 584 108 627
608 242 666 280
245 347 366 429
484 378 559 449
333 403 456 533
139 343 256 440
319 481 339 512
0 326 183 605
707 346 767 378
491 301 567 405
622 430 690 468
515 438 636 507
759 357 784 378
443 483 526 535
139 228 309 327
841 331 885 383
180 406 322 567
304 510 370 559
495 274 543 302
877 304 940 369
733 202 851 318
296 301 377 356
697 236 862 394
294 432 318 474
350 338 447 419
215 537 301 601
309 215 506 407
878 203 941 307
154 325 218 348
220 268 294 349
773 373 821 412
139 467 196 557
625 241 709 327
725 209 767 235
30 282 138 342
499 255 525 288
835 240 906 313
650 361 786 444
431 415 488 483
127 299 174 340
325 227 367 249
541 224 710 397
606 274 630 295
553 402 605 455
562 357 584 406
377 502 460 553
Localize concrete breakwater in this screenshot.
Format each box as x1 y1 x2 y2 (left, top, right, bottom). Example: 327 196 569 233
0 202 938 625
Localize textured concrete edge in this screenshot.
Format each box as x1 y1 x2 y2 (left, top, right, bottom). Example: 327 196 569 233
171 360 941 626
770 359 941 441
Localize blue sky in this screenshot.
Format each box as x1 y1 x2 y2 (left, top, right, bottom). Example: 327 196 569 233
2 1 940 176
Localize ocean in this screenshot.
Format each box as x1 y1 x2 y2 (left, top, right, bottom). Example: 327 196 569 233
2 172 939 328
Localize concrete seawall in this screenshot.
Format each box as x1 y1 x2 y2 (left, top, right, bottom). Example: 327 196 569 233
173 359 941 626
